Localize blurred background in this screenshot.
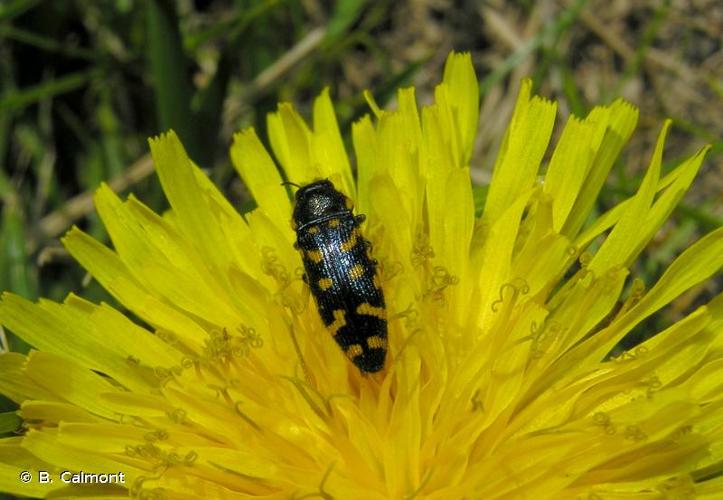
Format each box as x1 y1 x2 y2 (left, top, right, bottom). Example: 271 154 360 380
0 0 721 388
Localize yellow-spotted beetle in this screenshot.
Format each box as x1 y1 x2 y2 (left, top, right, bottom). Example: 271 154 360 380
290 179 387 372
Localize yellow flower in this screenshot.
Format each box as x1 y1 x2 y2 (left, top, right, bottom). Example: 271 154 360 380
1 52 723 499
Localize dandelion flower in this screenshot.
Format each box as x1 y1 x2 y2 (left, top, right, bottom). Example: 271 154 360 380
1 52 723 499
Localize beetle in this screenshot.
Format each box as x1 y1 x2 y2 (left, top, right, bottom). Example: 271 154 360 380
290 179 387 372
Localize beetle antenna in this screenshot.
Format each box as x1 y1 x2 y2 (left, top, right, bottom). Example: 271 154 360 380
281 181 302 189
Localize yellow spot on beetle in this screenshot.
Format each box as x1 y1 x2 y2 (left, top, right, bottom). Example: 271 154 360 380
346 344 363 359
348 263 365 280
327 219 340 228
308 225 320 235
356 303 387 320
318 278 333 291
306 249 323 263
366 335 387 349
340 230 359 252
328 310 346 336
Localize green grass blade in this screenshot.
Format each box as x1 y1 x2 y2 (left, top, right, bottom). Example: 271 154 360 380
146 0 200 160
1 196 36 299
0 70 95 112
324 0 366 44
0 412 21 434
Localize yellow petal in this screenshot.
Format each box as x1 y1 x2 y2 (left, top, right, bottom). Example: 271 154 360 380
0 352 57 404
24 352 122 420
20 401 100 425
312 88 356 196
574 147 707 252
483 79 556 224
588 121 669 274
474 189 532 331
567 226 723 369
149 131 257 300
267 103 318 184
0 294 155 392
544 114 601 232
441 52 479 165
230 127 291 227
563 99 639 237
62 226 207 352
22 430 143 480
351 114 378 216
